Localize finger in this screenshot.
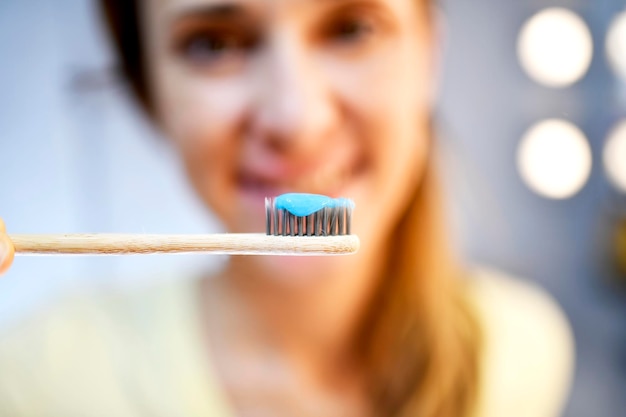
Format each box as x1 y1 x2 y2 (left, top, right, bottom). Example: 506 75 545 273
0 220 15 275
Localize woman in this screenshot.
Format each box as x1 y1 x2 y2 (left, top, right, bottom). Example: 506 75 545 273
0 0 573 416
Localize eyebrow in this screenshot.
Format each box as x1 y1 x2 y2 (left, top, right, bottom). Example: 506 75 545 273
167 0 388 27
171 2 249 22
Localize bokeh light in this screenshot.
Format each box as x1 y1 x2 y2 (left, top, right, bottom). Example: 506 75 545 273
606 11 626 81
517 8 593 87
517 119 592 199
603 120 626 193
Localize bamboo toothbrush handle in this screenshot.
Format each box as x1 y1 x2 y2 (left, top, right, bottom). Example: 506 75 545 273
8 233 360 256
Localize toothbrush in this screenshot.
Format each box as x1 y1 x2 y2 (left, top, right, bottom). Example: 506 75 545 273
8 194 359 256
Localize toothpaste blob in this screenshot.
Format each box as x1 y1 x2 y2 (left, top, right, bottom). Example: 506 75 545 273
274 193 335 216
268 193 355 236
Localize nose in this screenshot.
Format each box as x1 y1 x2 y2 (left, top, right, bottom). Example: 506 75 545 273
251 32 337 154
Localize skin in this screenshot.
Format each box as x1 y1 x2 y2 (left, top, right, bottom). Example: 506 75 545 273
143 0 434 281
1 0 436 414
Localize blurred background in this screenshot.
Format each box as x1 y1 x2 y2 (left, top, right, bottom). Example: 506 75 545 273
0 0 625 416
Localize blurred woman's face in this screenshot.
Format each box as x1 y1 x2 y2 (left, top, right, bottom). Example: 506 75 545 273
143 0 434 276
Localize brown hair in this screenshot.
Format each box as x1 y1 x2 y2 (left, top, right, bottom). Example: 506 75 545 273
356 158 482 416
101 0 150 111
100 1 482 415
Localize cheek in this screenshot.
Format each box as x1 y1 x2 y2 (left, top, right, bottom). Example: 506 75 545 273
155 68 248 149
151 65 252 215
336 44 432 234
347 52 431 175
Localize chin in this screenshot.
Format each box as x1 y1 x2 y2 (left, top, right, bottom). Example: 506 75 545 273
250 254 353 287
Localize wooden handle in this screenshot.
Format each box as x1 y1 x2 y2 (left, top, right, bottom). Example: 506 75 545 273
9 233 360 256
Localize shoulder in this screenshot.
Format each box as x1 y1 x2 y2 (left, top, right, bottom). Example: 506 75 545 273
0 278 197 416
465 267 574 417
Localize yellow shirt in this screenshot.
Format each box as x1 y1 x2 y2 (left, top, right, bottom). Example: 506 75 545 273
0 271 573 417
0 279 233 417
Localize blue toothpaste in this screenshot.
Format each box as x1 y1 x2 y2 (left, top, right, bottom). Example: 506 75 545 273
274 193 334 216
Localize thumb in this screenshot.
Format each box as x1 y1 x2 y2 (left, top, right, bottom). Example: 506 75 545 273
0 219 15 275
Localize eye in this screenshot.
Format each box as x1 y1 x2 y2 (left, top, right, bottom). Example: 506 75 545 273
321 4 390 52
173 27 259 71
330 16 375 43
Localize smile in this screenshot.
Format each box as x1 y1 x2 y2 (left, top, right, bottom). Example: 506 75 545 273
237 157 367 199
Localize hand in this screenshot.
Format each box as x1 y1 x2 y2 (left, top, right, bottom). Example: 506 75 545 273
0 219 15 275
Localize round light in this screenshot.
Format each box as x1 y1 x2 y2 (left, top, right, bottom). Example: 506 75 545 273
517 8 593 87
606 11 626 81
517 119 592 199
604 120 626 193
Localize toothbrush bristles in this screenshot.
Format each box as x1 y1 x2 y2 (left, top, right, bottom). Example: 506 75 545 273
265 197 354 236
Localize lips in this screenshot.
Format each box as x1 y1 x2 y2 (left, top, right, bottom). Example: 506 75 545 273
237 156 366 199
